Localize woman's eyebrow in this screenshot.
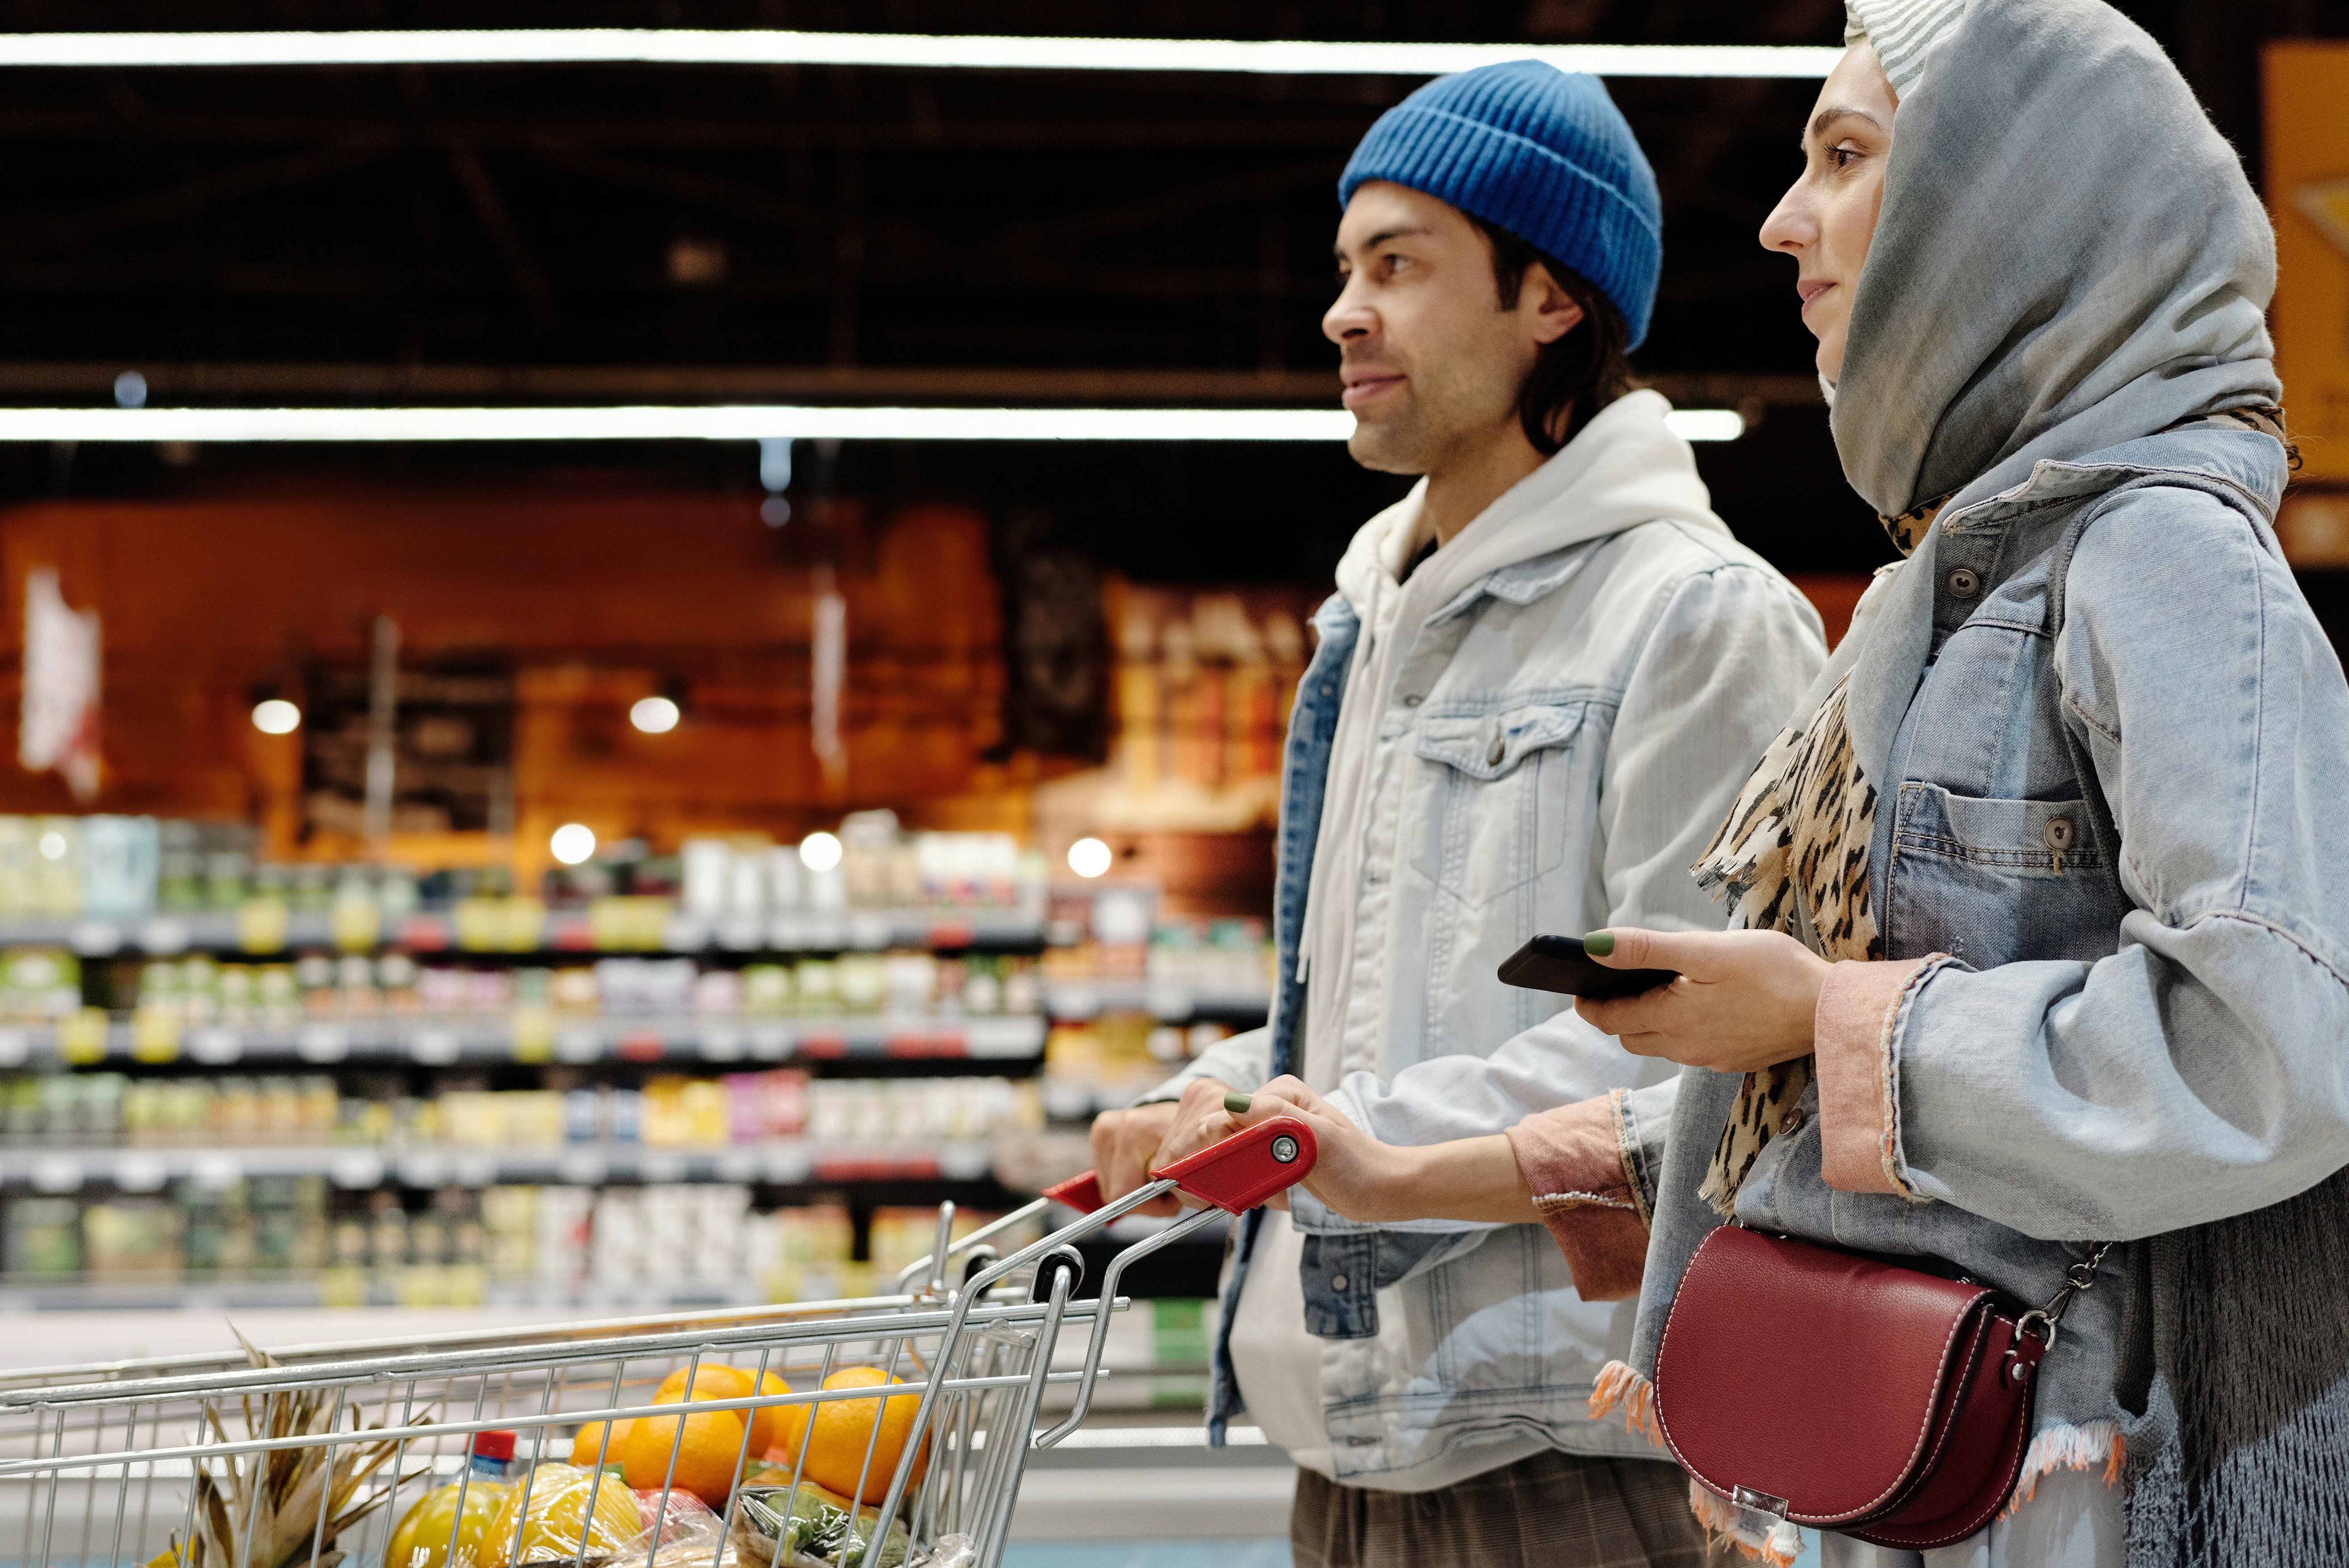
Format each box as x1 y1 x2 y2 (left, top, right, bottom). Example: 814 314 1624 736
1805 105 1889 147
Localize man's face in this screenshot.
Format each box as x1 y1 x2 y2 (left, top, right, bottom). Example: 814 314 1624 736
1323 182 1580 476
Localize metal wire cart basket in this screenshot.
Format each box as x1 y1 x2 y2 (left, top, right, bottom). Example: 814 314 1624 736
0 1116 1316 1568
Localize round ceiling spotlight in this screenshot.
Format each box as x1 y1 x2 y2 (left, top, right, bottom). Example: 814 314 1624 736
550 823 598 866
251 698 302 735
1067 837 1114 878
629 695 680 734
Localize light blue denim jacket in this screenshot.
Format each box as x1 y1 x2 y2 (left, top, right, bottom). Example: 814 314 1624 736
1144 466 1824 1480
1627 420 2349 1495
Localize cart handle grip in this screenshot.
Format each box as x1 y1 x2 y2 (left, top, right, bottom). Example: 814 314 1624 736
1043 1115 1318 1217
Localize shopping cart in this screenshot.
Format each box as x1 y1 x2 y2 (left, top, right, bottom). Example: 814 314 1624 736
0 1115 1316 1568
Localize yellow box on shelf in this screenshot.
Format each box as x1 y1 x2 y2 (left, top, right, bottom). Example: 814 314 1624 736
588 896 671 951
238 898 290 954
455 896 548 952
59 1006 109 1065
130 1007 181 1065
510 1004 556 1063
330 895 381 952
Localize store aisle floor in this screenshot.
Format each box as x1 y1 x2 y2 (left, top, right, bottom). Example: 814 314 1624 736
1003 1544 1292 1568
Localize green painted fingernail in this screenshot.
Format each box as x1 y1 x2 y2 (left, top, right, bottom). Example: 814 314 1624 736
1583 931 1616 957
1223 1092 1253 1114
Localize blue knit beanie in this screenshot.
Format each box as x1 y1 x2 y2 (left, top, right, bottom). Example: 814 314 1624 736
1338 61 1663 349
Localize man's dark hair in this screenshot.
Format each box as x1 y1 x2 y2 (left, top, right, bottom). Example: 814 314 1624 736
1469 214 1634 456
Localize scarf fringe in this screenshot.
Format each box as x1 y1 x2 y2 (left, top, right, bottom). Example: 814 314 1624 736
1588 1359 1664 1449
1999 1420 2125 1519
1688 1480 1804 1566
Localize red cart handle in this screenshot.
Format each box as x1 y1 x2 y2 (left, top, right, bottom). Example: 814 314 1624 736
1045 1115 1319 1216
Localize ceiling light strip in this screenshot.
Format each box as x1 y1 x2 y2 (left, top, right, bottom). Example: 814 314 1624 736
0 405 1743 441
0 32 1841 78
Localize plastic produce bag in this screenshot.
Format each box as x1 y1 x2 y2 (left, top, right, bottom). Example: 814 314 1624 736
481 1465 645 1568
615 1488 736 1568
387 1480 515 1568
726 1484 909 1568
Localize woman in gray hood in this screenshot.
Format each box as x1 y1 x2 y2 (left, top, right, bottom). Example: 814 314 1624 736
1218 0 2349 1563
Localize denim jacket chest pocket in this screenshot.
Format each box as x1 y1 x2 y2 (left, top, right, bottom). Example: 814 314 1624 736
1887 782 2126 967
1406 700 1588 908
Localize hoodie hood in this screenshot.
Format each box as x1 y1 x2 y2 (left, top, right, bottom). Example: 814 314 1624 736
1332 389 1727 621
1297 388 1727 1094
1833 0 2280 523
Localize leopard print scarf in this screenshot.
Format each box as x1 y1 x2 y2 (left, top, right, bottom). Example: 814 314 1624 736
1684 493 1949 1214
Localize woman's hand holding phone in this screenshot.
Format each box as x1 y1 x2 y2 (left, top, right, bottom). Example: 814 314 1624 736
1576 927 1831 1073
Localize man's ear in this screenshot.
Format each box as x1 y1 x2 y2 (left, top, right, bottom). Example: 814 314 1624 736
1526 265 1586 346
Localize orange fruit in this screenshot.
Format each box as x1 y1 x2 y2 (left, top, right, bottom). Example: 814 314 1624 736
651 1364 748 1406
567 1418 634 1469
740 1370 791 1462
767 1367 928 1505
638 1363 791 1475
621 1406 748 1505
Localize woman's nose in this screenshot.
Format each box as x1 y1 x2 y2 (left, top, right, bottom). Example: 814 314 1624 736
1759 183 1814 255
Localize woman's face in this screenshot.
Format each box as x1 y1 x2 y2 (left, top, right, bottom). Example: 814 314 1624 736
1760 42 1898 383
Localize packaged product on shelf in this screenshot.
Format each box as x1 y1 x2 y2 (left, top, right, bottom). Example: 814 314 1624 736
590 1188 641 1281
4 1196 82 1276
791 960 837 1017
834 953 885 1014
481 1186 537 1280
33 817 83 917
766 1203 854 1303
2 947 80 1020
81 815 159 921
536 1185 594 1288
740 964 792 1017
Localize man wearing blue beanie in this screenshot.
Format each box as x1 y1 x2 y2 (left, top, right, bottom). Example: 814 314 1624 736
1093 63 1824 1564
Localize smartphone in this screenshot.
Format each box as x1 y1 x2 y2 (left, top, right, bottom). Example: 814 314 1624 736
1497 934 1679 1000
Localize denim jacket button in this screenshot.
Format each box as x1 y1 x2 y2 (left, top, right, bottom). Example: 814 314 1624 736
1946 567 1982 599
1331 1275 1349 1292
1485 735 1505 766
1778 1108 1806 1135
1403 694 1423 707
2044 815 2077 850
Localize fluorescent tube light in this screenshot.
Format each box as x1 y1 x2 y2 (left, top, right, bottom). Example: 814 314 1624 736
0 404 1743 442
1664 408 1746 442
0 32 1841 78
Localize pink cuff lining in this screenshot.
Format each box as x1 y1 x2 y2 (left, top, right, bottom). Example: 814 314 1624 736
1507 1091 1649 1300
1814 958 1933 1194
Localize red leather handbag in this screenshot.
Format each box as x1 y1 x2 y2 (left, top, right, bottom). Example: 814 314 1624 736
1650 1223 2107 1551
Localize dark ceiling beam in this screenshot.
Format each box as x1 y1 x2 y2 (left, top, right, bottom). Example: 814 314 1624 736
0 111 1377 151
994 157 1340 252
0 134 401 257
0 361 1821 406
436 139 561 330
520 142 829 230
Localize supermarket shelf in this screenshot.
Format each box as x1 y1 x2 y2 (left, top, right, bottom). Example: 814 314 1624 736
0 904 1047 958
0 1277 787 1313
0 1137 1001 1190
1044 981 1270 1022
0 1012 1047 1066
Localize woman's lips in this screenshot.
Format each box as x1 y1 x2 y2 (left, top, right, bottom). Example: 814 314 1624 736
1797 280 1836 321
1341 373 1405 409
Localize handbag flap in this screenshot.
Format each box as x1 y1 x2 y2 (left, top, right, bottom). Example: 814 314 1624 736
1653 1223 1995 1525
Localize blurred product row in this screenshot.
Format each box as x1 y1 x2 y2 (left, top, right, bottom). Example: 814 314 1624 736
2 1068 1039 1151
0 811 1041 928
20 949 1051 1024
0 1180 1052 1307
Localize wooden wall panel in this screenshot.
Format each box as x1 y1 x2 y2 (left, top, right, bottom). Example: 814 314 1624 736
0 487 1006 864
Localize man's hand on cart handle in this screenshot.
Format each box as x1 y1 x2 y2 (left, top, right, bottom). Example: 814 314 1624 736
1089 1077 1235 1215
1049 1115 1320 1217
